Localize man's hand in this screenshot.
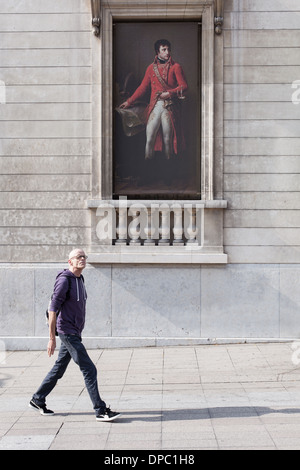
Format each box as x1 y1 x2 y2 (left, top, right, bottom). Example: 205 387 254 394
47 338 56 357
160 92 170 100
119 101 130 109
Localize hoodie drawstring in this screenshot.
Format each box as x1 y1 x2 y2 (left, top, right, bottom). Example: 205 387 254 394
81 278 87 300
75 277 86 302
76 278 79 301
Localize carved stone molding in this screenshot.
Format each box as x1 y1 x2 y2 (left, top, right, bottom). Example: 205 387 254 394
214 0 224 34
90 0 223 37
91 0 101 36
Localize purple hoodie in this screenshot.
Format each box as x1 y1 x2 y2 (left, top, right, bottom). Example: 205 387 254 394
49 269 87 336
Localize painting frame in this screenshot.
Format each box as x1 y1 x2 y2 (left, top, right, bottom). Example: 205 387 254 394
92 1 217 202
113 21 201 200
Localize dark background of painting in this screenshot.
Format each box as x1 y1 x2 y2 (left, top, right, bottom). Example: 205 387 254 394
113 21 201 199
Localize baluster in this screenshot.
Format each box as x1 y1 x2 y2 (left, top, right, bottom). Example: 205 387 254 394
185 205 198 244
115 206 127 245
144 207 156 246
128 206 142 245
172 204 184 246
158 204 170 246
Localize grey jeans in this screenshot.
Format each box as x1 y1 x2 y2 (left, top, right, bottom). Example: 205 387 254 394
32 334 106 415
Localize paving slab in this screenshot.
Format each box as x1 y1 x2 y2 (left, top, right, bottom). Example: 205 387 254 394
1 343 300 450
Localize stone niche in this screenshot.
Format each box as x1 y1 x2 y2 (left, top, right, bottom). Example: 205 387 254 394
87 0 227 264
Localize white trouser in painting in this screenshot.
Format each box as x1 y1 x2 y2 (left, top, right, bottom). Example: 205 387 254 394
145 100 172 160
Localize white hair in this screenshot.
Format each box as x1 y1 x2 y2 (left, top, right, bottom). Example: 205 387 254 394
68 248 85 260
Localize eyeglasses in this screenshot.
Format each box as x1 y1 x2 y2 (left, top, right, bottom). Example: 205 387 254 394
71 255 88 260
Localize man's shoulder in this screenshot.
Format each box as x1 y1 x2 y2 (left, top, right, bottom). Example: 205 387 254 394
171 61 183 69
56 269 71 280
146 63 155 73
54 270 73 289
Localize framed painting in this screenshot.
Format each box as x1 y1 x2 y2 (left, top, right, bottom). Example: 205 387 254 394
113 21 201 199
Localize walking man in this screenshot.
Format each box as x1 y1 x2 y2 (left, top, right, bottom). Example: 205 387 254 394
29 248 120 422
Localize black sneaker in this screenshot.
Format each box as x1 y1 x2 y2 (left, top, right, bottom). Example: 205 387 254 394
96 407 121 422
29 399 54 416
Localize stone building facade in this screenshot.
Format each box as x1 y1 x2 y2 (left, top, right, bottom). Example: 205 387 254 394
0 0 300 349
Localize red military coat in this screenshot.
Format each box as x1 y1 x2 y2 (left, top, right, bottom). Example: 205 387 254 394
127 56 188 155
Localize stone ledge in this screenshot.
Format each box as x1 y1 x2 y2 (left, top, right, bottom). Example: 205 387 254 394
1 336 296 351
87 246 228 264
86 199 228 209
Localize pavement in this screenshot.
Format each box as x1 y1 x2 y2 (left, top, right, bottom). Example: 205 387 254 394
1 342 300 450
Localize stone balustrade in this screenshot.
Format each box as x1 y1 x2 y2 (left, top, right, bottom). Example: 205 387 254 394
87 199 227 264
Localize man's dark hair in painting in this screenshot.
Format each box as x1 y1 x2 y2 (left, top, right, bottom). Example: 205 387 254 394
154 39 171 54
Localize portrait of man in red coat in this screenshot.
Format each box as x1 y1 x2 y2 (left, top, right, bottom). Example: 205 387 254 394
120 39 188 161
113 22 200 197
